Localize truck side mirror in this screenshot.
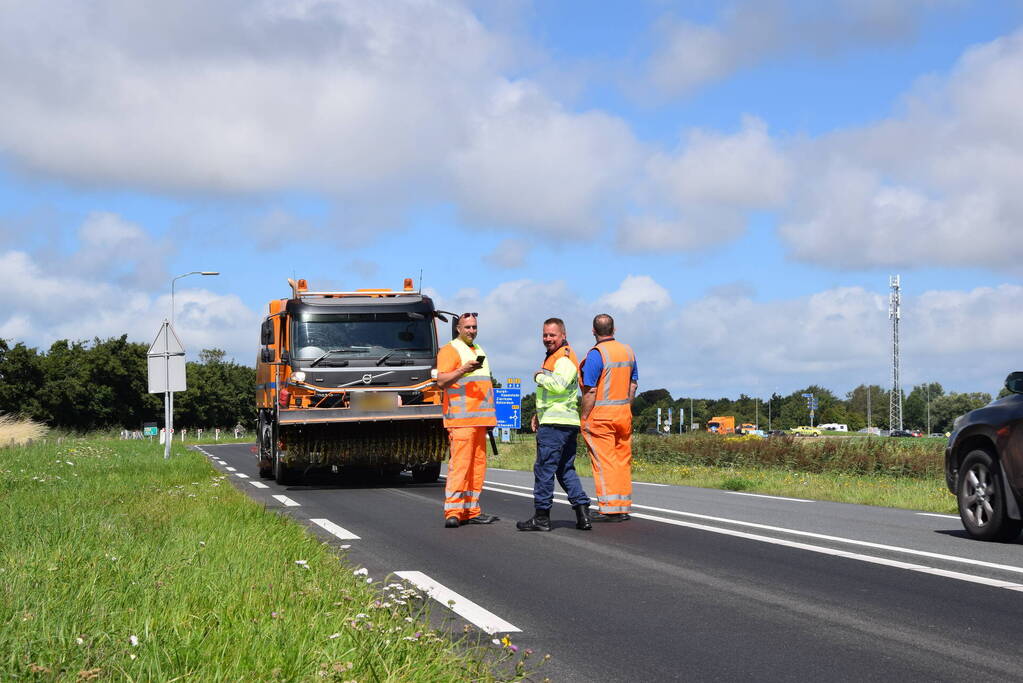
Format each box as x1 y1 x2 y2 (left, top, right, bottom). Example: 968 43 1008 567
260 319 274 345
1006 371 1023 394
261 347 275 363
451 318 458 340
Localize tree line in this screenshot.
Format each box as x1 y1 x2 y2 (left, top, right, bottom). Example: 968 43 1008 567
0 335 1000 435
520 382 996 435
0 337 255 431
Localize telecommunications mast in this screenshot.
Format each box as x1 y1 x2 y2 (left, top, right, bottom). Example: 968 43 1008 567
889 275 903 432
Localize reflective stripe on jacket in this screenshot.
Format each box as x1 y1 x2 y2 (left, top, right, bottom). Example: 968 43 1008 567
583 340 635 422
441 338 497 428
535 344 580 426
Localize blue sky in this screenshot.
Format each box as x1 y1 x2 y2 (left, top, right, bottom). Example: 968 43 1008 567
2 0 1022 399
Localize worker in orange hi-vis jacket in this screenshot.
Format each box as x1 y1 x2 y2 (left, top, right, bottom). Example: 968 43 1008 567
579 313 638 522
434 313 500 528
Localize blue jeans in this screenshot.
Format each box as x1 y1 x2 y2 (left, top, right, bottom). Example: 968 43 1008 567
534 424 591 510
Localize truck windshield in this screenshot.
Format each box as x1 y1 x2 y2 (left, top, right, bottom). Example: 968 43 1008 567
292 313 434 362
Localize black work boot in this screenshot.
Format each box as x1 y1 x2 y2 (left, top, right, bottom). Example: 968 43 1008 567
590 511 629 522
573 504 592 530
516 509 552 532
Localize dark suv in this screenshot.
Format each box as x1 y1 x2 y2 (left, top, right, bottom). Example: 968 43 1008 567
945 372 1023 541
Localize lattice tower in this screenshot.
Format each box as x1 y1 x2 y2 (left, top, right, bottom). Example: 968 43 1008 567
889 275 903 431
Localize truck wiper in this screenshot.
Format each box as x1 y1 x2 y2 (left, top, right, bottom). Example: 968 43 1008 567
310 347 368 367
376 348 431 366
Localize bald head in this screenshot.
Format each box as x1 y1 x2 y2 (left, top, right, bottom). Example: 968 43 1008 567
592 313 614 338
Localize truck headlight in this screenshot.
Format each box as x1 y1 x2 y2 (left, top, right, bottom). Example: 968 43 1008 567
291 371 306 383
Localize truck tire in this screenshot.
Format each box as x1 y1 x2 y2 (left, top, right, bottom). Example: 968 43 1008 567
258 413 273 478
274 451 297 486
957 449 1022 542
412 462 441 484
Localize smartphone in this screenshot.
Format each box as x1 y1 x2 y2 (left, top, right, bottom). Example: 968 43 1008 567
476 355 486 363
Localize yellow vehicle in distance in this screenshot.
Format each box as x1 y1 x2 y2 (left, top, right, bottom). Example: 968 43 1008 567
789 425 822 436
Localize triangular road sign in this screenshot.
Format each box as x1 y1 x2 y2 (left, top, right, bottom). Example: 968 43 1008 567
148 321 185 356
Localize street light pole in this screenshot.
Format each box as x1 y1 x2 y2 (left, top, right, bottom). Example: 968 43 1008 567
167 270 219 450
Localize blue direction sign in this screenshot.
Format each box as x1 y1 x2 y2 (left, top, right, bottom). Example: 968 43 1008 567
494 378 521 429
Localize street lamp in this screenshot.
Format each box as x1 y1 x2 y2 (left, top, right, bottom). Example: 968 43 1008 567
171 271 219 326
165 270 218 455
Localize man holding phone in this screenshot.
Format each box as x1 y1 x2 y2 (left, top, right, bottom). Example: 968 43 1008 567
434 313 499 528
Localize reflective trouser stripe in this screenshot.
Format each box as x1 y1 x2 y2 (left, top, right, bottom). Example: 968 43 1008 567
444 426 488 521
581 419 633 513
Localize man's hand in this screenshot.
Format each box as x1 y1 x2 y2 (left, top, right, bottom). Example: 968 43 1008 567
460 359 482 374
530 414 538 432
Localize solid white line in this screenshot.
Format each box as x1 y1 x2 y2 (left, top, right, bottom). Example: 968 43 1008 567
394 571 520 634
725 491 813 503
272 495 300 507
918 512 959 519
224 466 237 472
478 483 1023 578
249 481 269 489
629 510 1023 592
635 482 669 487
310 518 361 540
234 473 250 479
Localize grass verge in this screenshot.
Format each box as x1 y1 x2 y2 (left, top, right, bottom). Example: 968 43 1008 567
0 438 531 681
492 433 956 514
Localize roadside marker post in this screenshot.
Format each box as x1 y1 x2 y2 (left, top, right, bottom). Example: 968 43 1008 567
147 320 186 459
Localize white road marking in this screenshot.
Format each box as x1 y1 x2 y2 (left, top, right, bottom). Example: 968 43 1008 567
234 473 250 479
225 466 237 472
488 468 516 472
216 460 227 465
249 481 269 489
478 483 1023 578
394 571 520 634
272 495 300 507
310 518 361 540
635 482 669 487
918 512 959 519
629 510 1023 593
725 491 813 503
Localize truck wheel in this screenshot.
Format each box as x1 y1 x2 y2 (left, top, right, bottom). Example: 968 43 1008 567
258 413 273 478
412 463 441 484
274 452 297 486
957 449 1022 542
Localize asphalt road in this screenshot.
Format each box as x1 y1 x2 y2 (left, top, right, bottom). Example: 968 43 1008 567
199 442 1023 681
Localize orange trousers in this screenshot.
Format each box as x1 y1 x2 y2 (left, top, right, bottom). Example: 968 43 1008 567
444 427 488 521
582 419 633 514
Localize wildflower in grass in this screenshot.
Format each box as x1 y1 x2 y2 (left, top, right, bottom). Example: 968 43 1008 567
199 541 206 547
352 567 368 576
294 560 308 568
76 637 85 645
328 633 341 639
129 635 139 647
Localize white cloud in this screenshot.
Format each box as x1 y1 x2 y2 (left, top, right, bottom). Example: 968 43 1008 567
484 238 530 269
619 116 787 252
780 27 1023 269
438 276 1023 398
646 1 958 96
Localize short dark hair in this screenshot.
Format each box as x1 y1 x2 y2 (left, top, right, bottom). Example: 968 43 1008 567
543 317 566 334
593 313 614 337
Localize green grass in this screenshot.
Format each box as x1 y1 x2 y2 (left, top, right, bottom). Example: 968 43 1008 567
493 433 956 513
0 438 533 681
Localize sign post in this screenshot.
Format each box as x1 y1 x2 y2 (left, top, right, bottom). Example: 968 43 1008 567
494 378 522 436
148 320 187 459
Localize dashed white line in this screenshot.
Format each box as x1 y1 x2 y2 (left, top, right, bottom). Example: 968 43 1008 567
725 491 812 503
234 473 250 479
918 512 959 519
272 494 300 507
224 466 237 472
249 481 269 489
310 518 361 540
395 571 520 634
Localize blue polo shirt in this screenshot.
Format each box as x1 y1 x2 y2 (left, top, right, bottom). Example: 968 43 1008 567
581 339 638 388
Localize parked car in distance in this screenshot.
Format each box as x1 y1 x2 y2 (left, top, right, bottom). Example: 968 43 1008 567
765 430 789 438
945 371 1023 541
928 433 946 439
889 429 915 438
790 426 822 436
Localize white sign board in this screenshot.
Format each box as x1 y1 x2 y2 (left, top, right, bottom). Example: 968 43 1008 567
147 322 187 393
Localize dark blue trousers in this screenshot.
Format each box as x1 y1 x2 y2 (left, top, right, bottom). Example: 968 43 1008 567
534 424 591 510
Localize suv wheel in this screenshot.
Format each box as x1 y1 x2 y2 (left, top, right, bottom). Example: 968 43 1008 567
957 449 1022 542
